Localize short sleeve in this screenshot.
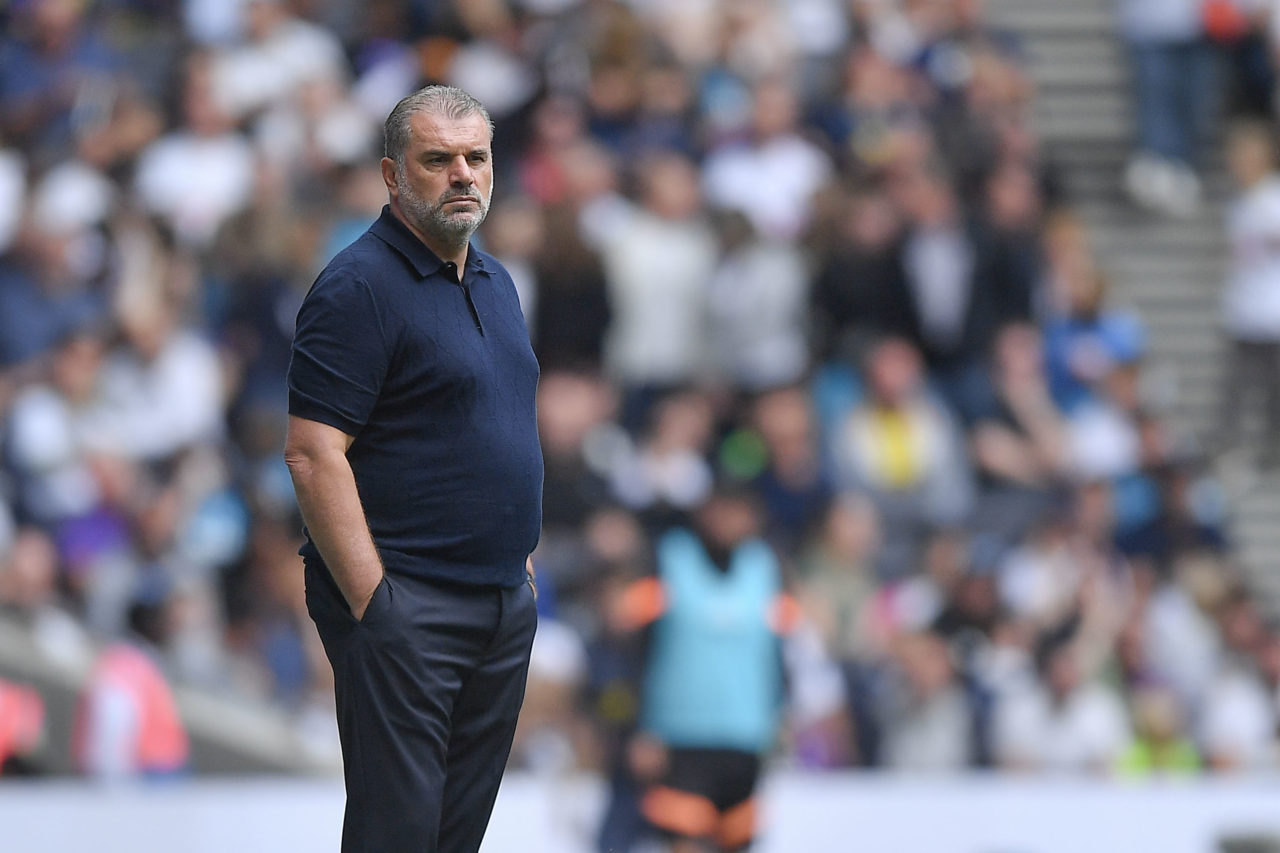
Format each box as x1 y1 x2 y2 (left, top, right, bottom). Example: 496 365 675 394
287 267 391 436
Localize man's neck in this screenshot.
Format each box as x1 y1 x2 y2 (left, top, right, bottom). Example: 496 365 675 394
389 201 469 269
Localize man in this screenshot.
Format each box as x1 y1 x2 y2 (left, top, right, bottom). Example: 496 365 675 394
1218 119 1280 467
285 85 541 853
617 485 800 852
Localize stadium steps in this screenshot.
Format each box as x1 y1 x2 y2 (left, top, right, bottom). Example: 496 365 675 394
986 0 1280 604
988 0 1228 436
0 610 340 775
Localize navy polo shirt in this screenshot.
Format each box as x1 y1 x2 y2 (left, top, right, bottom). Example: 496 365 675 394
288 206 543 588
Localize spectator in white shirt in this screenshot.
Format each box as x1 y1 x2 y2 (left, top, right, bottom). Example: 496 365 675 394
133 54 255 248
588 150 717 427
994 636 1132 773
95 291 224 463
706 210 810 391
7 329 110 524
1143 556 1226 710
879 630 975 772
703 78 833 242
609 390 715 519
208 0 346 121
1217 119 1280 466
1199 591 1278 771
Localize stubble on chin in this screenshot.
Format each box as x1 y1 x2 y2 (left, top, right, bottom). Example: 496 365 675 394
398 176 489 251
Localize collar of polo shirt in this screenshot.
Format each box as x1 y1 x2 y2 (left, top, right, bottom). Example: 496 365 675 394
369 205 492 281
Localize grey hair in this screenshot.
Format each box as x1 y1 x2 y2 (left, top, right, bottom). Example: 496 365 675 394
383 85 494 167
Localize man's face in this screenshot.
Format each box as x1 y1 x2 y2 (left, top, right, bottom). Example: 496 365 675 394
387 111 493 248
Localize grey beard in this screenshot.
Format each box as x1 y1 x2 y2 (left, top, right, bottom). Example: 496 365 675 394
398 176 489 250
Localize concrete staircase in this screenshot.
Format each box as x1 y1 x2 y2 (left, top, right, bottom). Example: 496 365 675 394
985 0 1280 602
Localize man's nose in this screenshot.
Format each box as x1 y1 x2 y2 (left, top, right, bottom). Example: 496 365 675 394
449 156 475 187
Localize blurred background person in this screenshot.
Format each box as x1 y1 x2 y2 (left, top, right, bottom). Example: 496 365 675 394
619 485 800 853
877 630 974 772
1217 119 1280 470
703 78 833 244
1119 0 1216 216
833 337 974 580
706 211 810 394
73 592 189 782
993 632 1132 774
1116 683 1200 777
0 676 44 777
586 150 716 431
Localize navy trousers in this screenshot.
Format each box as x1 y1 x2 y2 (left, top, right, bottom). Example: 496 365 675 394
305 562 538 853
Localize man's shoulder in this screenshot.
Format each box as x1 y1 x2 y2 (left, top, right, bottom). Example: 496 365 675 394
298 243 386 323
313 230 389 290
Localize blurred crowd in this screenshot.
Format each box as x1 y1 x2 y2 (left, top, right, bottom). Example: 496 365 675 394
0 0 1275 798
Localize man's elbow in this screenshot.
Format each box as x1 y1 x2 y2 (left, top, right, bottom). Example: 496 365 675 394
284 417 354 483
284 441 324 482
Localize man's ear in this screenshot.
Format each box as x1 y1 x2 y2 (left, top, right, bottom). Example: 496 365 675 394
380 157 399 196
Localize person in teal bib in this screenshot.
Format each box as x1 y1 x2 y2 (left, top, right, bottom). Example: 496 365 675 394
617 484 801 852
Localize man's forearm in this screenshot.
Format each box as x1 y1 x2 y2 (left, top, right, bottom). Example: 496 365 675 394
287 450 385 619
